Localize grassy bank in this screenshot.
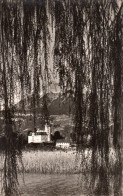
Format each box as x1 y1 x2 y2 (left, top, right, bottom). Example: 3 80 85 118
19 148 118 174
0 150 90 174
0 148 117 174
20 150 82 174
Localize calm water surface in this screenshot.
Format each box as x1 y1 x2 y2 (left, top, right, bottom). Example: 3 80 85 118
0 172 121 195
19 174 87 196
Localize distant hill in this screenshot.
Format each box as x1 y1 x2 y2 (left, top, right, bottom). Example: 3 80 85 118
48 94 73 115
0 83 75 139
15 91 74 116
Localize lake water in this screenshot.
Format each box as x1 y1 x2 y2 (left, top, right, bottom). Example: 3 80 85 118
0 172 122 196
19 174 87 196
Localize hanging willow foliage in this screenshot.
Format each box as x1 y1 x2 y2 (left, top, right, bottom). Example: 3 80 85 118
54 0 122 195
0 0 122 195
54 0 122 150
1 0 51 195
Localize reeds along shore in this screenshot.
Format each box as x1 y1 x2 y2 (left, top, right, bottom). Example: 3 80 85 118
0 148 117 174
20 150 80 174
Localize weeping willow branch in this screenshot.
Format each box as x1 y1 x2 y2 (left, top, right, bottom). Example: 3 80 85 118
54 0 122 149
1 0 51 195
0 0 122 195
54 1 122 195
1 3 22 196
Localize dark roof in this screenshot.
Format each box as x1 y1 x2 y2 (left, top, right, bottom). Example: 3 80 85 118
36 132 48 135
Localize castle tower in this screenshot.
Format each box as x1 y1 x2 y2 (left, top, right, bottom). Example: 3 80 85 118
48 126 51 142
45 123 51 142
45 123 48 132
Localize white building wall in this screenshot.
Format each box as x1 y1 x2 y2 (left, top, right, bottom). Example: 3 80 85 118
28 135 42 143
56 142 70 149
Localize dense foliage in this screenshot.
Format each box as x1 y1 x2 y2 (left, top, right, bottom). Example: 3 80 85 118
0 0 122 195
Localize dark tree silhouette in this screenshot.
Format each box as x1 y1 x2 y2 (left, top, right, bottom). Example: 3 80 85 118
53 131 64 142
54 0 122 195
0 0 122 195
0 1 50 195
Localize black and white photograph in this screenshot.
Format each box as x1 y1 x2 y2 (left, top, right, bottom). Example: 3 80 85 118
0 0 123 195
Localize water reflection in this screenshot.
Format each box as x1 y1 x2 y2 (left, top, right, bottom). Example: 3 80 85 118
19 174 87 196
79 147 122 196
19 157 121 196
18 147 122 196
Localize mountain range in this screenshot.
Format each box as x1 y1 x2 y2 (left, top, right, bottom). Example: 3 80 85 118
15 82 74 116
